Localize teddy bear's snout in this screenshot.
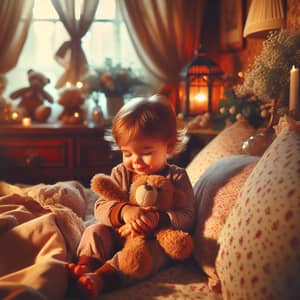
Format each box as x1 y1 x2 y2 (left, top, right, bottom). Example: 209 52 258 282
135 184 158 207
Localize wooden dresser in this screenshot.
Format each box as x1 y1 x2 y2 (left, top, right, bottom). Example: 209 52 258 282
0 123 113 186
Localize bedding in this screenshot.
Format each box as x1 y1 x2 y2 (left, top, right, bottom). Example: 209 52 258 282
0 180 221 300
0 181 89 300
216 127 300 300
192 155 259 291
2 117 297 300
186 120 255 186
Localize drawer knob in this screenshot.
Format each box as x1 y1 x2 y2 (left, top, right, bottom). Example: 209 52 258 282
25 153 43 167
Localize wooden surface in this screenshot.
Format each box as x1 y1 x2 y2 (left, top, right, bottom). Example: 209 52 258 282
0 123 112 186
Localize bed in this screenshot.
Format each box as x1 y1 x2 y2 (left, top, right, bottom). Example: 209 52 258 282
0 117 299 300
0 180 221 300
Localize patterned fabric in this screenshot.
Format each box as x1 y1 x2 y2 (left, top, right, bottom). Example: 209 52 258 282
186 121 255 186
100 263 223 300
192 156 258 291
216 128 300 300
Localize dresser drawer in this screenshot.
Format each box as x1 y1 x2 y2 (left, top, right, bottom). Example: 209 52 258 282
0 124 112 186
0 137 73 168
76 137 111 167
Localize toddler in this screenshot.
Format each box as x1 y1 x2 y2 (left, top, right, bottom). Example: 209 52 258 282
67 95 195 299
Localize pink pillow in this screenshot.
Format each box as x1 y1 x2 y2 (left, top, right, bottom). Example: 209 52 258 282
216 128 300 300
186 121 255 186
193 156 257 291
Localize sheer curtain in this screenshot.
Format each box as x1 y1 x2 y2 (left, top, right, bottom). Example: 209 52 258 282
0 0 34 73
51 0 98 88
119 0 206 109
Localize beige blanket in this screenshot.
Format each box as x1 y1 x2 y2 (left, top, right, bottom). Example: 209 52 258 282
0 181 90 300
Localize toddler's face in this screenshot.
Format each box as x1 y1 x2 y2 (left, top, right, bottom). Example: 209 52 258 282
120 136 173 175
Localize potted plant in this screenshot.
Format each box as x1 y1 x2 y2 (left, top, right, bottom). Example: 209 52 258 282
83 58 144 117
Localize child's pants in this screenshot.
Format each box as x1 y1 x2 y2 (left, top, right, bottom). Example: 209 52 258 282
77 223 171 284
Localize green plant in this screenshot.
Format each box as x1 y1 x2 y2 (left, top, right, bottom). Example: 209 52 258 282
83 58 144 97
235 29 300 106
212 89 265 130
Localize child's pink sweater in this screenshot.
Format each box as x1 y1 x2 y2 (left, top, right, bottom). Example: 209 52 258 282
94 163 195 232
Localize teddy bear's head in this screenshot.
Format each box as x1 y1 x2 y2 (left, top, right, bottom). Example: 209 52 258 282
58 87 85 108
129 175 186 211
27 69 50 91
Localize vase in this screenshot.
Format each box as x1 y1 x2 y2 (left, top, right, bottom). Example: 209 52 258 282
106 96 124 118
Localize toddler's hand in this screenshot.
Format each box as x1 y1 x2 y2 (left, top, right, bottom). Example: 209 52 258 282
121 205 145 224
141 209 160 230
119 206 159 236
129 209 159 235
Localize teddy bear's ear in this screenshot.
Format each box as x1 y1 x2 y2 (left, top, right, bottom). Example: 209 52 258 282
173 188 187 209
91 173 128 202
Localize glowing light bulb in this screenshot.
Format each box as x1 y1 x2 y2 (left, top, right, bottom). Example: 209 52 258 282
196 93 207 103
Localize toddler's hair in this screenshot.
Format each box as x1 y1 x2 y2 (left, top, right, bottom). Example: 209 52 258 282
112 95 185 155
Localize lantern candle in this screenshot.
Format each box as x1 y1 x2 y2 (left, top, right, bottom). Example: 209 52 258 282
289 65 299 113
190 92 208 114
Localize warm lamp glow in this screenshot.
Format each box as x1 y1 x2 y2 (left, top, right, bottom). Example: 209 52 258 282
243 0 285 38
11 112 19 120
196 93 207 102
76 81 83 88
189 89 209 114
179 46 224 116
22 117 32 127
66 81 72 87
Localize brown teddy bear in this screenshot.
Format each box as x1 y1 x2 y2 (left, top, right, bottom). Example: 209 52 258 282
91 173 194 279
10 69 53 122
57 86 86 124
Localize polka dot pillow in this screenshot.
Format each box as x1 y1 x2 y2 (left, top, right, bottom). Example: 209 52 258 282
186 120 255 186
216 127 300 300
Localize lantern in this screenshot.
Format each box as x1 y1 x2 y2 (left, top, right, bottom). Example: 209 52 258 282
179 45 224 116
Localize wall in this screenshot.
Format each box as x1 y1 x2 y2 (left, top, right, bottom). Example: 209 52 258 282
203 0 300 76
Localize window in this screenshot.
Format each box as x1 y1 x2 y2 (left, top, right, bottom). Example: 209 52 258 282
5 0 144 101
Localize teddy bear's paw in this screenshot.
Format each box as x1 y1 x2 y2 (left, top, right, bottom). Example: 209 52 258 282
156 228 194 260
118 237 153 279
